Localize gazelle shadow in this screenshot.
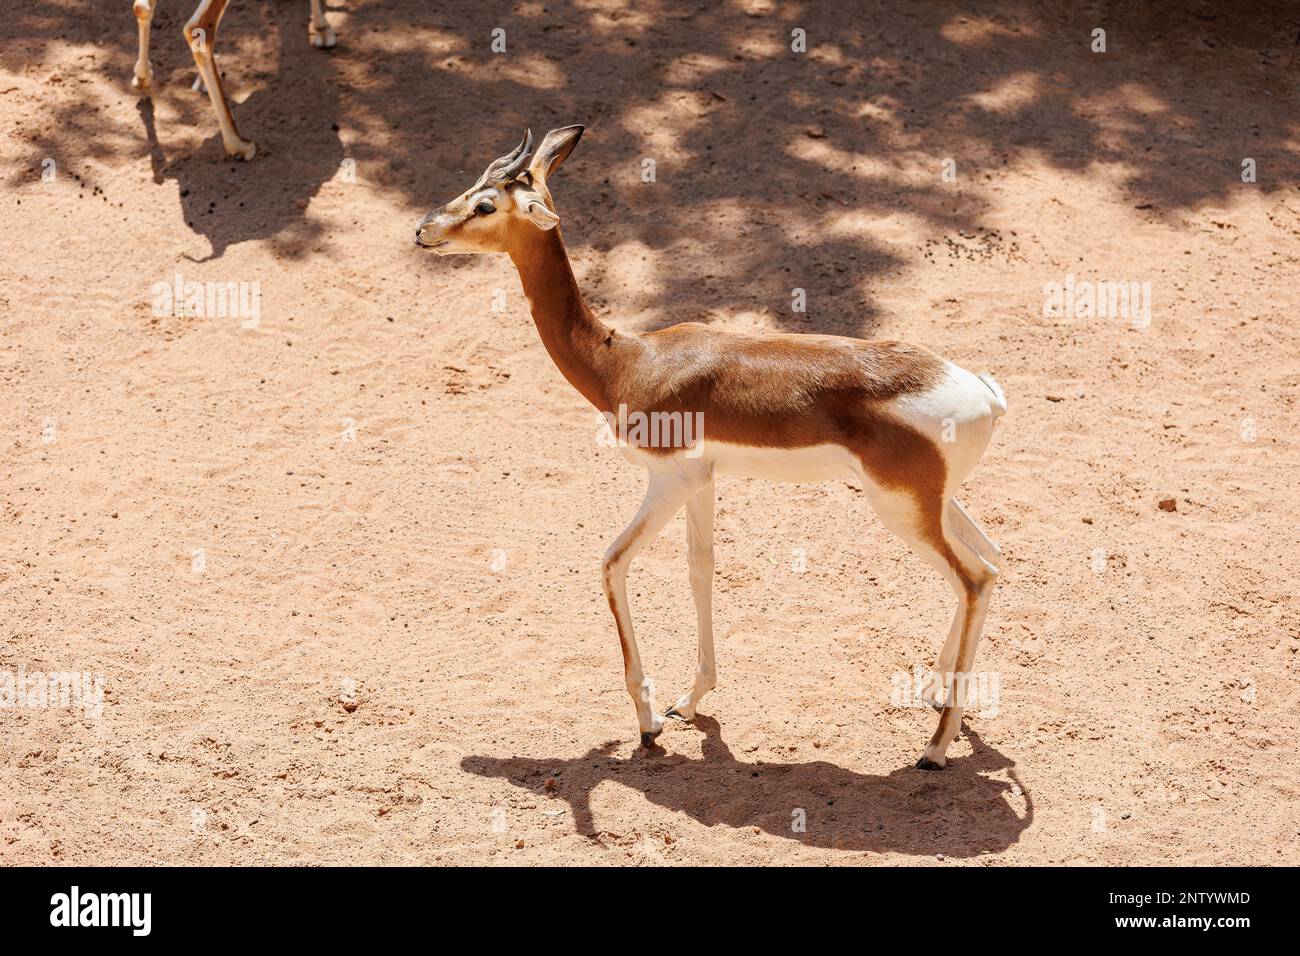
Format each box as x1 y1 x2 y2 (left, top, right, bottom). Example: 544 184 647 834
461 715 1030 857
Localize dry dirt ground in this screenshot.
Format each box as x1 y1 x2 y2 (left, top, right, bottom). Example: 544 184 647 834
2 1 1298 866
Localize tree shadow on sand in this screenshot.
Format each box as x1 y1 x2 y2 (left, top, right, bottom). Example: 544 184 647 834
345 0 1300 335
461 716 1031 857
5 0 1298 308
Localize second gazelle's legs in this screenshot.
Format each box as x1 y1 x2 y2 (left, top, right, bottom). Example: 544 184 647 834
602 470 702 747
132 0 156 89
667 481 716 721
183 0 256 159
309 0 336 48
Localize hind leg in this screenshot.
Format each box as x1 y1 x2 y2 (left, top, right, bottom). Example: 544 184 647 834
868 490 998 769
950 499 1001 572
922 500 1001 705
918 505 998 768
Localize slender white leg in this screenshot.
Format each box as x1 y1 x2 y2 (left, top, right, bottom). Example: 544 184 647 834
132 0 156 90
308 0 336 48
667 482 716 720
602 471 702 746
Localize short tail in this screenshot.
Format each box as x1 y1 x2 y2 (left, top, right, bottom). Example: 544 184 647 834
976 371 1007 418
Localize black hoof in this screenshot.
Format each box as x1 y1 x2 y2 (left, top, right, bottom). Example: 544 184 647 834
915 757 944 771
640 730 662 748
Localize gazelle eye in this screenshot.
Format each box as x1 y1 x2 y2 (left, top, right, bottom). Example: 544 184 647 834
475 200 495 216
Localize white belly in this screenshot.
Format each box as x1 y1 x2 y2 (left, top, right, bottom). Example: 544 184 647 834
708 441 860 482
621 440 860 484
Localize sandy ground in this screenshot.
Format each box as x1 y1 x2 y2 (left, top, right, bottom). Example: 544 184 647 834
2 0 1298 866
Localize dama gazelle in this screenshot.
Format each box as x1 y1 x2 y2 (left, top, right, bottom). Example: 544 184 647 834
130 0 336 159
416 127 1008 769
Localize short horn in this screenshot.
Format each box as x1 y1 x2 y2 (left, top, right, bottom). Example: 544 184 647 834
504 129 530 163
474 129 536 189
499 128 533 180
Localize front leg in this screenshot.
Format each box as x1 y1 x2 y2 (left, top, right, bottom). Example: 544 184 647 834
601 471 701 747
667 482 716 721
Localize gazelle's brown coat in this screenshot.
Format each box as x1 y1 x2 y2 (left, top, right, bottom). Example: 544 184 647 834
417 127 1007 769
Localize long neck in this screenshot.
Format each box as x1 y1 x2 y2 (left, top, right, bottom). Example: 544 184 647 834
507 227 613 410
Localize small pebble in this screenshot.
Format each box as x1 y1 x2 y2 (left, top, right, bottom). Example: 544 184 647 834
1158 497 1177 512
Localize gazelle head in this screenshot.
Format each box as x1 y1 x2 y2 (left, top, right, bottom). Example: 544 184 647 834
415 125 584 255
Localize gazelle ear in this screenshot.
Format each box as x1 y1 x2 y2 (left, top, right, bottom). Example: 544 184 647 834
518 192 560 231
528 125 584 181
